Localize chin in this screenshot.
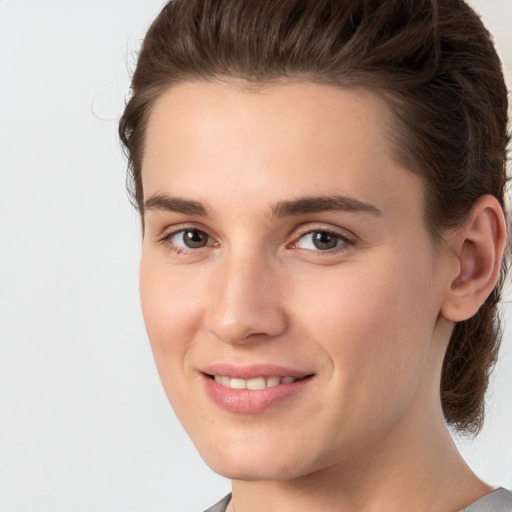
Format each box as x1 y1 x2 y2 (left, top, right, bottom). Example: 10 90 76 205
196 437 322 482
205 457 307 482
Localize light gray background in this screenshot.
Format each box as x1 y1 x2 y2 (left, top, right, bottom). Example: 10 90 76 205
0 1 510 511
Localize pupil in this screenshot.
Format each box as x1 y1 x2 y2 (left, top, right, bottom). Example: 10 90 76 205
184 230 207 248
313 232 338 250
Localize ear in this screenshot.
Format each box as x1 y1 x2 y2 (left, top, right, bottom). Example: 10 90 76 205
441 195 507 323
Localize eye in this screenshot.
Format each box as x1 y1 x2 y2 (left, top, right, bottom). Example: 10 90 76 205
165 228 213 249
294 230 351 251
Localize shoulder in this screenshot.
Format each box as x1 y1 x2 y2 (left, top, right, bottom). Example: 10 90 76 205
202 493 232 512
461 488 512 512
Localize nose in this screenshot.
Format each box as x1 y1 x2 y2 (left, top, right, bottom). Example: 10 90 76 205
204 253 288 345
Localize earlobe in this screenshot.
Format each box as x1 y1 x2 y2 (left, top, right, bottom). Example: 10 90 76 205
441 195 507 323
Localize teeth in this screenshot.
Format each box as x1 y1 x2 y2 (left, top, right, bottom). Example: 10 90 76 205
266 376 280 387
246 377 266 390
230 378 246 390
212 375 300 390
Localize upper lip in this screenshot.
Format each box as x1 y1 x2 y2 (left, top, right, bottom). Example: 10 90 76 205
201 363 313 380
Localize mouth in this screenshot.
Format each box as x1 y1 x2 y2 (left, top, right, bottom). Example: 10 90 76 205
204 374 311 390
200 367 315 413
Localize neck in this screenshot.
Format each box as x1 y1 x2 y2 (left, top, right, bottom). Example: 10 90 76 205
229 319 492 512
230 415 490 512
232 420 492 512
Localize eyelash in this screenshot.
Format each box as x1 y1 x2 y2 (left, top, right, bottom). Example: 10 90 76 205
157 226 356 256
157 227 217 255
290 228 355 255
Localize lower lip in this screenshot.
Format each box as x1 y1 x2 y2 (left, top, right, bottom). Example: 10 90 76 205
202 374 313 413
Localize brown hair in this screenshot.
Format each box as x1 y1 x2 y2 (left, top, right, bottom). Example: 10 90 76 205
119 0 510 434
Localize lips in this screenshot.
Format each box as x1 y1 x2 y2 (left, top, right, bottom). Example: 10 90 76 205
202 363 312 380
212 375 301 390
200 364 315 413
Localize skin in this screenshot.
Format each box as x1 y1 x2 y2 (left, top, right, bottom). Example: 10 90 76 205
139 81 504 512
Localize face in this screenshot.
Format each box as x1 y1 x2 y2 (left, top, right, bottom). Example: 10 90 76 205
139 81 454 481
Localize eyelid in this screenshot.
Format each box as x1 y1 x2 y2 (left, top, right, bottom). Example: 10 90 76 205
288 224 357 252
157 225 218 253
155 222 357 255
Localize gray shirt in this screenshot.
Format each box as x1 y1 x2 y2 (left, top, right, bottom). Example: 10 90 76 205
204 488 512 512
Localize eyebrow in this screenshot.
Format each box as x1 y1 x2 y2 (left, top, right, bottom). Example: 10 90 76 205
271 195 382 218
143 193 382 218
144 194 210 216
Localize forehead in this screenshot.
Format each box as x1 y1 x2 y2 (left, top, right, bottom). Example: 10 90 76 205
143 80 395 172
142 80 425 221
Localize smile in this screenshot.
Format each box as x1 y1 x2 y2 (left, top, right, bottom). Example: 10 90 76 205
202 370 315 413
212 375 301 390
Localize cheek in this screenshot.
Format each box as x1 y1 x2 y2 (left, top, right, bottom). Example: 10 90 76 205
139 254 204 371
297 251 438 406
138 255 214 429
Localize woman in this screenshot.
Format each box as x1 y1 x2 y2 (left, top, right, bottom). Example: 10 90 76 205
119 0 511 510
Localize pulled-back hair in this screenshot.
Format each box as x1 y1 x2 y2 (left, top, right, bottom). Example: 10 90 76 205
119 0 510 434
